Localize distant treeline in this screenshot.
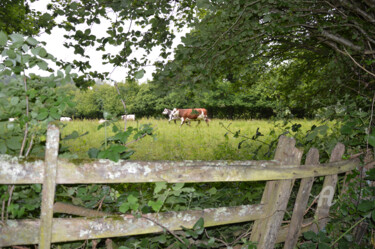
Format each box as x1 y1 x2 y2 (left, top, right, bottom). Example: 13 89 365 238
59 79 321 120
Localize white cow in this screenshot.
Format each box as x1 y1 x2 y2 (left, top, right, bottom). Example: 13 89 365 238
121 114 135 121
60 117 72 121
99 119 107 124
8 118 16 122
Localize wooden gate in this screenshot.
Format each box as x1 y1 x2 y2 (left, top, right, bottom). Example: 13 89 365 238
0 125 359 248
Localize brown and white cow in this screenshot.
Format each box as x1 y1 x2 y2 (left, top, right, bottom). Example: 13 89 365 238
171 108 209 126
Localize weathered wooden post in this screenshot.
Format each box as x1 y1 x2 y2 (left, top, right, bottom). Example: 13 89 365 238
313 143 345 232
250 136 303 249
283 148 319 249
39 125 60 249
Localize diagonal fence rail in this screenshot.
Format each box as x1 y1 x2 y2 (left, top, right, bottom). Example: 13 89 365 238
0 125 359 249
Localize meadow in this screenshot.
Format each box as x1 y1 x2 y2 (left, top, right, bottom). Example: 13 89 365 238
60 118 323 161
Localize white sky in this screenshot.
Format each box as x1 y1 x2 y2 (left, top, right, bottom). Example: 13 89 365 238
29 1 187 83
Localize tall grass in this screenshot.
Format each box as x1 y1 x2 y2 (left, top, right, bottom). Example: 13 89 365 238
61 118 322 160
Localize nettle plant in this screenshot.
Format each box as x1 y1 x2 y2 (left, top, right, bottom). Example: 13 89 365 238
0 31 76 157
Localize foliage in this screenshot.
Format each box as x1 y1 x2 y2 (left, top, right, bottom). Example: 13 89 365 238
88 117 155 162
0 0 47 36
0 31 75 156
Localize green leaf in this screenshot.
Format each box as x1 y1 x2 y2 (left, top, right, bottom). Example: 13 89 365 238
172 183 184 191
341 122 355 135
9 33 24 43
36 111 49 121
207 187 217 195
38 47 47 57
65 65 72 74
119 202 130 213
365 168 375 181
193 217 204 235
368 129 375 147
148 199 163 212
127 194 138 204
318 243 330 249
358 200 375 212
196 0 210 9
22 44 29 53
0 31 8 46
6 49 16 59
31 47 41 56
303 231 317 240
26 37 38 46
154 182 167 194
0 140 7 153
6 137 22 150
63 131 79 140
37 61 48 70
10 97 19 105
135 69 145 79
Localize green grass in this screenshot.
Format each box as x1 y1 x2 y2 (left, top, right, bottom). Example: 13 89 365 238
60 118 323 160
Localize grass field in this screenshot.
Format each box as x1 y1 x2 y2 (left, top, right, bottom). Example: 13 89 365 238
60 118 323 160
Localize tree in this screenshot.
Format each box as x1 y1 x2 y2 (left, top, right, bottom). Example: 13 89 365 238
153 0 375 99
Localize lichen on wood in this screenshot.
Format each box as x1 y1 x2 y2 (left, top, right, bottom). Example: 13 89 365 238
0 204 264 246
0 157 359 185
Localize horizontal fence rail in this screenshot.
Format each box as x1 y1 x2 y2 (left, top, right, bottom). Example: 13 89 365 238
1 204 264 246
0 125 361 249
0 156 358 184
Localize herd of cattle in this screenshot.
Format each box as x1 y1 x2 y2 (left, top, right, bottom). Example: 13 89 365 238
56 108 210 126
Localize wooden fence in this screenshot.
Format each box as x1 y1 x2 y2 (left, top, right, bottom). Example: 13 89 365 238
0 125 359 249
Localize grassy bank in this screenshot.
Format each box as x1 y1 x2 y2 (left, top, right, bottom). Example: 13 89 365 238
60 118 323 160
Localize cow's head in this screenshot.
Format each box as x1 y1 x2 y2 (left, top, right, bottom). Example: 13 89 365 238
162 108 169 115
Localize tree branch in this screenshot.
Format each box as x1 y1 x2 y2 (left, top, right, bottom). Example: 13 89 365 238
340 0 375 24
344 48 375 78
320 30 363 52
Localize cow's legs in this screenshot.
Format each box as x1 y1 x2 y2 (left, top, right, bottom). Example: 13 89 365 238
196 120 201 126
180 117 185 126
